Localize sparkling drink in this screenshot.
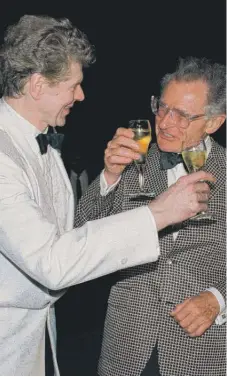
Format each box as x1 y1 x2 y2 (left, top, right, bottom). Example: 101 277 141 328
127 119 155 198
132 129 151 163
182 150 207 172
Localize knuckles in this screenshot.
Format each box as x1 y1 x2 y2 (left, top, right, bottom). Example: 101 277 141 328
176 176 188 185
107 140 112 149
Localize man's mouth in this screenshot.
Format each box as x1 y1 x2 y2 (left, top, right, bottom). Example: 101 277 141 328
159 130 175 139
63 104 74 114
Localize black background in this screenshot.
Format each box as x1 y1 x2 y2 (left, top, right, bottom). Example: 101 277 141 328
0 1 226 178
0 1 226 375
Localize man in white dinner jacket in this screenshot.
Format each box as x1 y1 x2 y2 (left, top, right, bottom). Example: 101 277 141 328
0 15 213 375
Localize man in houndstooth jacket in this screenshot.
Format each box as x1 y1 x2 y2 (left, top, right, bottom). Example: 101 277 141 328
75 57 226 376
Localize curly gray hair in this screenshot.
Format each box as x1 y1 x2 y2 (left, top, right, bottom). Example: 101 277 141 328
161 57 226 117
0 15 95 97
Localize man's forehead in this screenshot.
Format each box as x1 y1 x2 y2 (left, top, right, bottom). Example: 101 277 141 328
162 80 208 105
65 62 83 82
163 80 208 95
65 72 83 85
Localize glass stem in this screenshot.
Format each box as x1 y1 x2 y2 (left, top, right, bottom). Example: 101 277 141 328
138 164 145 191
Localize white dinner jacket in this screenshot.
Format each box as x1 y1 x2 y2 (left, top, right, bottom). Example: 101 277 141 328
0 99 160 375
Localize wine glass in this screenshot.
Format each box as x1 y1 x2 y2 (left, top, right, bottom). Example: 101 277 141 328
181 139 213 220
128 119 156 199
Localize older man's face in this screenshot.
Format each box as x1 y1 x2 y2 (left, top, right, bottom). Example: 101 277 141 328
155 80 209 152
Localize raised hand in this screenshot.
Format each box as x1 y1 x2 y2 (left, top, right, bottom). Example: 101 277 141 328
104 127 140 185
148 170 216 230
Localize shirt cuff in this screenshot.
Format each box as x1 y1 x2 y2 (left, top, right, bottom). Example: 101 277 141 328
145 207 160 254
206 287 226 325
100 169 121 196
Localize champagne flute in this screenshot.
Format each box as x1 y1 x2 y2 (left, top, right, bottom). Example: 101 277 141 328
128 119 155 199
181 139 213 220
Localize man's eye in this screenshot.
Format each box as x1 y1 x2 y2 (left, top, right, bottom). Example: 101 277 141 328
177 110 188 119
159 104 167 111
159 107 166 113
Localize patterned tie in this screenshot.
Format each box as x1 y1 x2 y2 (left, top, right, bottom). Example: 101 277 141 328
36 132 64 154
160 151 184 170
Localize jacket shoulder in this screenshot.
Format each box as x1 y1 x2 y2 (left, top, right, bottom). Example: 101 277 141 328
210 138 226 170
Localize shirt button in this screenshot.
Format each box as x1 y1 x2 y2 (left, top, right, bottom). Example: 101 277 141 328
121 258 128 265
166 259 173 265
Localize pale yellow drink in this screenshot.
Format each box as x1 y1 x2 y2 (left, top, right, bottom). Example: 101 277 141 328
132 129 152 163
182 150 207 172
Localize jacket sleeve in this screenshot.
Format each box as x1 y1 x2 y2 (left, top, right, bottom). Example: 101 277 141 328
74 173 118 227
0 153 160 290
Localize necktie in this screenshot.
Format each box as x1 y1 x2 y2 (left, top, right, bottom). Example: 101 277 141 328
36 132 64 154
76 173 82 201
71 160 86 202
160 151 183 170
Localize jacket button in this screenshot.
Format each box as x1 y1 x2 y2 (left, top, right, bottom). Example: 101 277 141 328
166 259 173 265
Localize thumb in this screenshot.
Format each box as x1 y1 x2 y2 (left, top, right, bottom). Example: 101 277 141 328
170 298 191 316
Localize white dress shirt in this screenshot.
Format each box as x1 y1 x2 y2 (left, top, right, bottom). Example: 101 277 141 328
100 136 226 325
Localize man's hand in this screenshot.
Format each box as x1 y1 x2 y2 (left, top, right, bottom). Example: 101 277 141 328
104 127 140 185
148 171 216 230
170 291 220 337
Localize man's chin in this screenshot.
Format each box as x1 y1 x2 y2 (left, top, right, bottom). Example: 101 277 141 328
55 119 66 127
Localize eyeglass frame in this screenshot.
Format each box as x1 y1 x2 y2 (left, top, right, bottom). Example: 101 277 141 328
151 95 207 128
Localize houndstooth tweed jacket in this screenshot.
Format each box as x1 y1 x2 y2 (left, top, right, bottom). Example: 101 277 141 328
75 139 226 376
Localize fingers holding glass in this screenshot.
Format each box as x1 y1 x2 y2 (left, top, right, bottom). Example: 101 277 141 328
104 128 140 184
128 119 155 199
181 139 214 220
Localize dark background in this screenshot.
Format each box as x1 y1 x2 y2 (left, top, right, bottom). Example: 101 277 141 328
0 1 226 177
0 1 225 375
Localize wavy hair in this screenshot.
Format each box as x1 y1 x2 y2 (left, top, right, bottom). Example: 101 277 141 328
0 15 95 97
161 57 226 117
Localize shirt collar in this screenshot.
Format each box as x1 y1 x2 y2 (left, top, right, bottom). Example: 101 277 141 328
175 135 212 157
204 135 212 156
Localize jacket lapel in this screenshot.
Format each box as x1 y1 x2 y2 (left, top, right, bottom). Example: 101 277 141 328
50 149 74 230
0 100 73 231
122 143 175 252
0 105 45 197
144 144 168 196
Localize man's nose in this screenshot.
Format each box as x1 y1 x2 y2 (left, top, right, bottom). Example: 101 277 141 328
158 110 175 129
74 85 85 102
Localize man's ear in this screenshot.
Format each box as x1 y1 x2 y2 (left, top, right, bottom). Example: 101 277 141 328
29 73 46 99
205 115 226 135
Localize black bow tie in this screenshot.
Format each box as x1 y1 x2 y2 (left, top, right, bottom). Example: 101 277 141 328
36 132 64 154
160 151 183 170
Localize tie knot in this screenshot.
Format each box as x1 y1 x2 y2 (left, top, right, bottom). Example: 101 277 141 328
36 132 64 154
160 151 183 170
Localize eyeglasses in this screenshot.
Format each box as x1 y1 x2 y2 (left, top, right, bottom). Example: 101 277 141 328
151 95 206 129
